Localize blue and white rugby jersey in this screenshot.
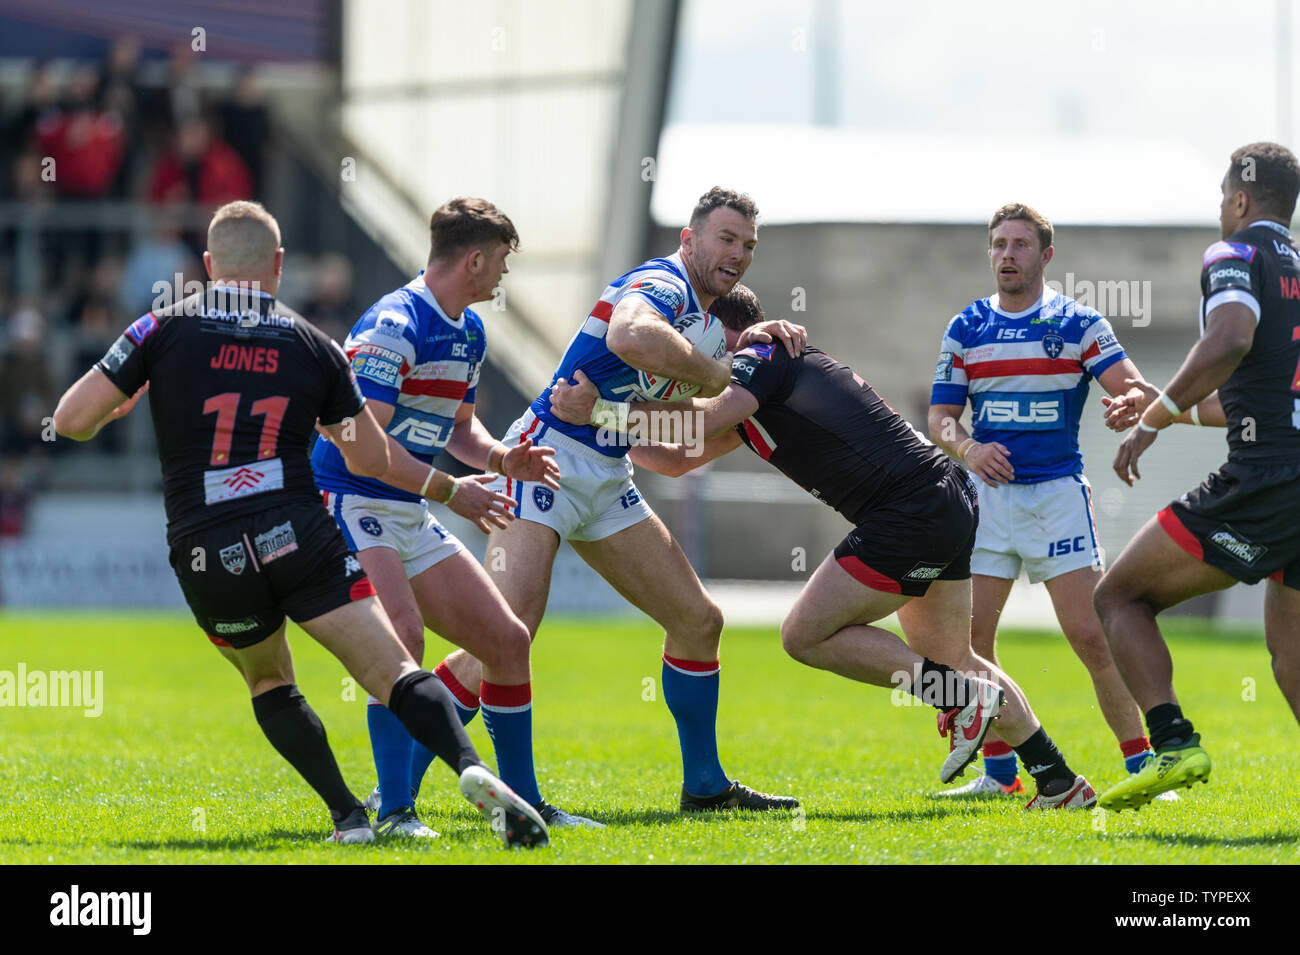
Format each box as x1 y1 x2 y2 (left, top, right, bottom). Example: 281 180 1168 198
312 274 485 501
929 289 1126 483
528 251 703 457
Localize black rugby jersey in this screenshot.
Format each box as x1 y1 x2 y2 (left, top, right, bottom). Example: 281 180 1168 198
1198 220 1300 465
96 285 364 542
729 344 950 523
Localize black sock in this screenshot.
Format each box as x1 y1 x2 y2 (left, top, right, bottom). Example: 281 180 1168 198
912 659 970 710
251 684 360 822
1146 703 1197 750
1013 728 1075 795
388 670 482 775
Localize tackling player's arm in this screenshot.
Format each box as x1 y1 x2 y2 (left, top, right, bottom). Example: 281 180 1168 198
606 296 733 397
551 369 759 444
1113 301 1254 484
443 399 560 489
52 369 147 441
629 430 743 477
365 397 518 532
320 404 390 477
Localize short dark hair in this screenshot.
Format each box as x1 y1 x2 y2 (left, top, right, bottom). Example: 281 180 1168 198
988 202 1053 251
689 186 759 231
429 197 520 263
1228 142 1300 220
709 283 765 332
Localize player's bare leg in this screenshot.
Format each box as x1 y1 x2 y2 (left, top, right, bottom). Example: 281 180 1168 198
1093 517 1235 712
299 596 548 845
1043 566 1145 742
571 514 795 810
1263 579 1300 726
440 518 561 691
904 578 1095 805
781 558 1005 784
1093 517 1232 810
898 579 1036 744
217 624 296 695
970 573 1015 665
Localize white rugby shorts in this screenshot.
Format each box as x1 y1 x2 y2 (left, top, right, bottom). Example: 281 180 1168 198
487 409 653 542
322 491 463 578
972 473 1103 583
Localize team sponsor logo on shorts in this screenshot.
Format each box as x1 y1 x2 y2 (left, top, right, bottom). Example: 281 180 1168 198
203 458 285 506
903 563 945 581
344 555 362 576
934 351 954 382
359 516 383 536
219 542 247 575
1041 333 1064 359
629 280 685 314
533 486 555 512
1209 526 1267 566
212 617 260 634
254 520 299 564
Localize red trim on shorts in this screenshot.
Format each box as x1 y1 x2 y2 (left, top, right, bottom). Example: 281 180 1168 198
520 417 542 444
349 578 377 601
983 740 1013 758
206 632 233 648
1271 568 1286 584
836 555 903 594
1120 736 1151 758
480 680 532 708
663 654 721 674
434 661 480 708
1156 507 1203 561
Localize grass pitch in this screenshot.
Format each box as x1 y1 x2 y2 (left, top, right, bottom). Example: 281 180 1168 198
1 611 1296 865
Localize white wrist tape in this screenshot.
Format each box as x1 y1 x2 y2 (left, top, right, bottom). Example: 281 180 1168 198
1157 391 1181 416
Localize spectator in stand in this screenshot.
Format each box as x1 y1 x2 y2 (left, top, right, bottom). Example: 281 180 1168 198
119 219 199 318
0 308 56 457
148 115 253 208
96 35 146 197
303 254 355 343
217 68 271 196
0 459 30 539
0 61 57 200
32 64 127 200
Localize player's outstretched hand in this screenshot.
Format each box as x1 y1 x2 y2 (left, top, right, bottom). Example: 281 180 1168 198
448 473 517 533
1112 425 1156 487
964 441 1014 487
503 437 560 489
550 369 600 425
738 320 808 358
1102 377 1159 431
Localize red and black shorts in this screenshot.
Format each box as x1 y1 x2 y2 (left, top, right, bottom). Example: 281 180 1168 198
167 500 377 649
833 463 979 597
1159 460 1300 589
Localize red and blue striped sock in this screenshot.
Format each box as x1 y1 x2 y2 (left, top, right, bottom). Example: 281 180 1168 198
480 680 542 807
983 740 1018 786
1121 736 1153 774
367 696 415 819
409 662 482 799
662 654 730 797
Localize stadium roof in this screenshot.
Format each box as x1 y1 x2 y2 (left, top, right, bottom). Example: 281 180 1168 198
651 123 1228 228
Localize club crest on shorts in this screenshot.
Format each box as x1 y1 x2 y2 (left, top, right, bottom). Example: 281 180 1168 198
359 516 383 536
1041 333 1064 359
219 542 247 575
533 486 554 512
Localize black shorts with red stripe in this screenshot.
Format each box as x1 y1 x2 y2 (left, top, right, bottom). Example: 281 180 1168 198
167 501 377 649
833 463 978 597
1158 460 1300 589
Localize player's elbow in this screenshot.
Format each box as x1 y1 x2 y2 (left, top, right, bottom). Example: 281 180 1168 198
343 442 390 478
51 402 93 441
605 322 640 364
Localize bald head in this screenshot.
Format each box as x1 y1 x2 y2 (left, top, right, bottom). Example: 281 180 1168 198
206 201 281 281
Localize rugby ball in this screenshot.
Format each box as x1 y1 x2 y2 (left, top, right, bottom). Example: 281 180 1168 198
635 312 727 401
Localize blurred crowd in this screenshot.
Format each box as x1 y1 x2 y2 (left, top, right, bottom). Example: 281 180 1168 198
0 37 351 536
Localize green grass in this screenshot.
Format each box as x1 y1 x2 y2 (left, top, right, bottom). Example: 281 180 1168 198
1 611 1296 864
